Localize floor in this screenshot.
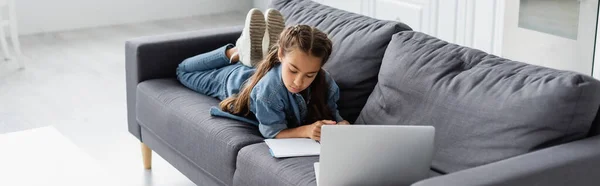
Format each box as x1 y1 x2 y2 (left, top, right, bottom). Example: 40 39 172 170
0 126 124 185
0 12 245 185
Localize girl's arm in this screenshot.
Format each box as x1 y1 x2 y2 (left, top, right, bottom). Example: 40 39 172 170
276 120 337 141
253 98 288 139
275 127 306 138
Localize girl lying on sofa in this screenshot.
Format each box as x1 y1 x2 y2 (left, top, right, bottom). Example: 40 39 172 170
176 9 349 141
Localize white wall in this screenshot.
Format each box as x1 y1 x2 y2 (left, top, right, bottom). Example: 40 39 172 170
15 0 253 35
253 0 270 10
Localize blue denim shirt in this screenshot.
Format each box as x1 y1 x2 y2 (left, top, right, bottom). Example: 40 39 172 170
210 63 344 138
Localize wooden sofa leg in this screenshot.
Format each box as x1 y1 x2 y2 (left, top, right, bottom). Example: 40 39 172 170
141 142 152 169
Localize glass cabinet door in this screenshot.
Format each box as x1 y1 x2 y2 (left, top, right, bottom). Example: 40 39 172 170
502 0 598 75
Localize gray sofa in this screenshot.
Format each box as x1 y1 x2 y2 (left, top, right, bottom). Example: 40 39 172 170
125 0 600 185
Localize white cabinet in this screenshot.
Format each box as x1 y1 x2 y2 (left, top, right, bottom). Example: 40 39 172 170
254 0 503 55
320 0 365 14
372 0 432 34
370 0 502 55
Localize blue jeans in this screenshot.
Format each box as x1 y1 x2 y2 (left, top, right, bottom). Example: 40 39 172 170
176 44 254 100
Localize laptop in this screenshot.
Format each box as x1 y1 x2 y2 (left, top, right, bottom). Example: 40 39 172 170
315 125 435 186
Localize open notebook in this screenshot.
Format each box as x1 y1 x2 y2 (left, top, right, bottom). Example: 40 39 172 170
264 138 320 158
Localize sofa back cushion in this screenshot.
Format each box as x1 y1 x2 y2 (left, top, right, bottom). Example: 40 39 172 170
357 31 600 173
270 0 412 122
589 109 600 136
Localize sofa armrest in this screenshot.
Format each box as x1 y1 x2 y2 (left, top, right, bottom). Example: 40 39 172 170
413 135 600 186
125 26 242 141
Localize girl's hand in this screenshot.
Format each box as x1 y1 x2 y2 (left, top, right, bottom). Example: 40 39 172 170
303 120 336 141
338 120 350 125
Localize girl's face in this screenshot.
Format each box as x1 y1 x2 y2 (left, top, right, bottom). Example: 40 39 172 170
279 48 322 94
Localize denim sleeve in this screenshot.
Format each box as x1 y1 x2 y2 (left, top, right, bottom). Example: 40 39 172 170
250 88 288 139
325 72 344 122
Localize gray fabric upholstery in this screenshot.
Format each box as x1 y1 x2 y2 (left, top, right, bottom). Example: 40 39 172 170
233 143 319 186
136 79 265 185
270 0 412 122
233 143 443 186
126 26 242 141
588 107 600 136
357 31 600 173
428 170 442 178
141 127 226 186
413 135 600 186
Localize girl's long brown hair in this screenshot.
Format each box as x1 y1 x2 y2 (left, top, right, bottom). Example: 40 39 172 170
219 25 334 124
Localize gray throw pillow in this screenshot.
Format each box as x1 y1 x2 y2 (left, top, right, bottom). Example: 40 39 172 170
357 31 600 173
270 0 412 122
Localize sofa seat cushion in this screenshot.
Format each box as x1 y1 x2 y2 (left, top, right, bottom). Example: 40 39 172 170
233 143 441 186
357 31 600 173
136 78 265 185
271 0 412 122
233 143 319 186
